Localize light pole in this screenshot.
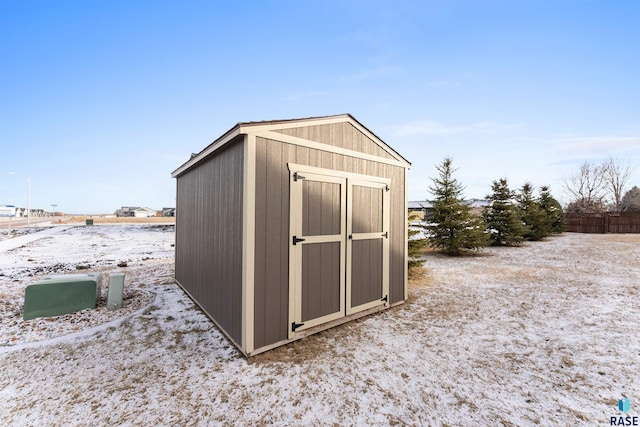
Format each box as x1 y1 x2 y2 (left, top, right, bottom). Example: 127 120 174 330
51 204 58 217
27 178 30 226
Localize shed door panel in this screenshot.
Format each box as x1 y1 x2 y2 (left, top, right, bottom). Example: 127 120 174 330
303 180 341 236
347 181 390 315
289 172 346 338
352 185 383 233
350 239 383 307
301 242 341 322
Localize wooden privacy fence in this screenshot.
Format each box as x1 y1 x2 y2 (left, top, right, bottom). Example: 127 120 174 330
564 212 640 233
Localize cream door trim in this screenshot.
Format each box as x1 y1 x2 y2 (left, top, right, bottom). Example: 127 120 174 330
287 163 392 185
288 166 347 339
346 178 390 315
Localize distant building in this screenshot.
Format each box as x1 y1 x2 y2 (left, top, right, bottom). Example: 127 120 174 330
133 207 157 217
115 206 136 217
115 206 157 217
408 199 491 221
408 200 431 221
12 207 48 218
162 207 176 217
463 199 492 216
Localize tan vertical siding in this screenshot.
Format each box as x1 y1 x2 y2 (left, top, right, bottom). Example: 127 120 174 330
175 138 244 345
274 122 397 161
253 137 267 345
253 138 291 348
389 165 406 304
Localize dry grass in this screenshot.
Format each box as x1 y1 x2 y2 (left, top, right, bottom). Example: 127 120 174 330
408 264 431 285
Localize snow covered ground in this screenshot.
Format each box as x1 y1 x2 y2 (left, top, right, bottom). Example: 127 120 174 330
1 225 638 426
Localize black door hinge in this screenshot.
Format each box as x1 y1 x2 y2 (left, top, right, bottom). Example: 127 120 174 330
381 295 388 303
291 321 305 331
382 232 388 238
385 184 390 192
292 236 305 245
293 172 305 181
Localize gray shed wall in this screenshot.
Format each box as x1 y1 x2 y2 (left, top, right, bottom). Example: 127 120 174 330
274 122 398 161
253 133 406 350
175 137 244 345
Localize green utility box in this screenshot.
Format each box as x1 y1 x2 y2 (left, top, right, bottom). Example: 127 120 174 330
85 218 94 226
107 273 125 311
23 273 102 320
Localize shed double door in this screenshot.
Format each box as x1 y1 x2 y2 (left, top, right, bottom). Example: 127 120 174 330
288 165 390 338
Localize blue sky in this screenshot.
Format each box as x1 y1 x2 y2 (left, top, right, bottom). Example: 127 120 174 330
1 0 639 214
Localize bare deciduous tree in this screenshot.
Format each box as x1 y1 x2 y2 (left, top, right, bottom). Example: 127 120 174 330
564 161 608 212
603 157 634 211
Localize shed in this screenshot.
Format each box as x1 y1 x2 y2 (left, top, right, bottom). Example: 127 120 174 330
171 114 411 356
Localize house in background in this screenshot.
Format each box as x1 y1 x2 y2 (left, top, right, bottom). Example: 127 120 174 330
172 113 411 356
115 206 158 217
408 200 432 221
162 207 176 217
133 207 157 217
115 207 137 217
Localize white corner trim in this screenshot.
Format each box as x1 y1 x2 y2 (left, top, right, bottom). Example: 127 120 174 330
242 134 256 354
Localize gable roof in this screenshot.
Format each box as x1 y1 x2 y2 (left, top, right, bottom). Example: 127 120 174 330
172 114 410 178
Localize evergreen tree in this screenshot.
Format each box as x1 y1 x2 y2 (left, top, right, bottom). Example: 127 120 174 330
516 182 548 241
621 186 640 212
484 178 526 246
427 157 488 255
407 212 427 269
538 186 565 233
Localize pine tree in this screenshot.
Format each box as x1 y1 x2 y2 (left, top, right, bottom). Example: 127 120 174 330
408 212 427 269
516 182 548 241
621 186 640 212
538 186 565 233
484 178 526 246
427 157 488 255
